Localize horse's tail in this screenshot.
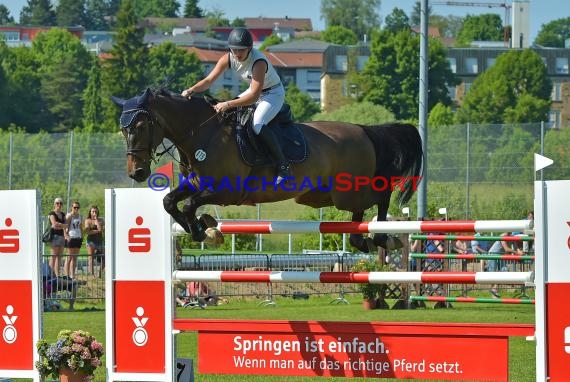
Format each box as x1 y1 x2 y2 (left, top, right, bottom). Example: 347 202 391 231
360 123 424 206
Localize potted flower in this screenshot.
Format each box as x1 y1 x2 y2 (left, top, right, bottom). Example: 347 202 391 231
351 257 387 310
36 329 104 382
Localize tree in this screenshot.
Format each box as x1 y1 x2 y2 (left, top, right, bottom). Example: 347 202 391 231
32 28 92 131
183 0 203 18
284 83 320 122
321 0 380 42
456 13 503 46
20 0 56 26
312 101 394 124
147 41 203 92
358 29 457 120
428 102 454 127
320 25 358 45
0 5 15 25
204 8 230 37
259 34 283 51
430 14 463 38
100 0 149 128
456 49 552 124
534 17 570 47
384 8 410 34
56 0 85 26
410 0 432 27
84 0 111 30
134 0 180 18
82 62 104 132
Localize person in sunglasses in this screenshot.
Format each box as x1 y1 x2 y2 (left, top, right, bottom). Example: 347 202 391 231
48 197 68 277
64 201 83 280
181 27 290 185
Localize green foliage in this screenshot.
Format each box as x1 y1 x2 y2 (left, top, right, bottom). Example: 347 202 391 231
183 0 203 18
134 0 180 18
410 1 432 27
384 8 410 34
82 62 104 132
55 0 85 27
84 0 111 30
312 101 394 124
457 49 552 124
456 13 504 47
359 29 456 120
320 0 380 39
321 26 358 45
285 82 320 122
296 207 353 252
20 0 56 26
0 4 15 25
101 0 149 129
428 102 454 127
534 17 570 48
147 41 203 91
259 34 283 51
543 127 570 180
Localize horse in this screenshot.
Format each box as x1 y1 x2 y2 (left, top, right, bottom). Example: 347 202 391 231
111 87 423 252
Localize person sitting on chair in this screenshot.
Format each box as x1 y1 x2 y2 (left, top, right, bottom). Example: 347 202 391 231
181 27 290 185
41 261 82 311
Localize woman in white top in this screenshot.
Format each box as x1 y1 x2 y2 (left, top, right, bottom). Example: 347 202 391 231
182 27 290 184
64 201 83 279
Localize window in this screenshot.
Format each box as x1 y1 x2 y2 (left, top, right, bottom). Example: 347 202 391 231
555 57 569 74
548 110 560 129
306 70 320 85
464 57 478 74
447 85 457 101
356 55 369 71
223 70 233 80
0 31 20 42
551 82 561 101
281 74 294 87
486 57 496 70
447 57 456 74
335 55 348 72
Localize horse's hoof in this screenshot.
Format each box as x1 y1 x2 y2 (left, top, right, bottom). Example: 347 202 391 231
199 214 218 228
204 228 224 247
190 219 207 242
349 234 370 253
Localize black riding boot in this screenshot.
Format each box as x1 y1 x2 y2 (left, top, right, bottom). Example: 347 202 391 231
258 126 291 185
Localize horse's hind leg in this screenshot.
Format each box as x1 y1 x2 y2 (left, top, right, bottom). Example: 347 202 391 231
349 211 374 253
372 194 404 250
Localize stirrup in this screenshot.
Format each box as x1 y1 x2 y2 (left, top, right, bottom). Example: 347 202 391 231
275 163 291 185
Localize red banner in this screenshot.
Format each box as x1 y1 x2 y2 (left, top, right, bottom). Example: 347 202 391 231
0 281 33 370
198 329 509 380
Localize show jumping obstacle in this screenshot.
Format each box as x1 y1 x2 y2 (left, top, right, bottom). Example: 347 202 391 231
104 187 561 382
0 190 42 382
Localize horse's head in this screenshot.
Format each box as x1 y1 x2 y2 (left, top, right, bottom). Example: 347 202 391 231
111 88 165 182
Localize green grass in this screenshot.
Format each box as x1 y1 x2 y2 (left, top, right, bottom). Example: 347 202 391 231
32 295 535 382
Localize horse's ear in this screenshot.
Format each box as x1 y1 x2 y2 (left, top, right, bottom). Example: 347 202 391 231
110 95 126 107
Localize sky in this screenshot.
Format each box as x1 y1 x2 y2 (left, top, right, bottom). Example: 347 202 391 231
2 0 566 43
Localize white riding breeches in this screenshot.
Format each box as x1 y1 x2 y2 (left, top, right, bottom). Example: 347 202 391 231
239 85 285 134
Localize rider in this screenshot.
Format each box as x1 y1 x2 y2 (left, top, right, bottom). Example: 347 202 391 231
181 27 291 185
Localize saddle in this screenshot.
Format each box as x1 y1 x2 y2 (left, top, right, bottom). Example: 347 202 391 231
205 95 308 167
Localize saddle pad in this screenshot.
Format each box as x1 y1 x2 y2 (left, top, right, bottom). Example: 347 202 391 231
236 124 308 167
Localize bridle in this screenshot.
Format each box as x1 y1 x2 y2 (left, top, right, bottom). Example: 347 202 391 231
122 107 162 164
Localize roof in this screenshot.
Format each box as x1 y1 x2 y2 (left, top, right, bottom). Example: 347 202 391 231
244 17 312 31
264 51 323 68
141 17 209 32
265 39 331 53
144 33 226 49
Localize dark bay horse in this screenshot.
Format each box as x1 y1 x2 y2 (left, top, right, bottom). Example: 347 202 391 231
111 88 423 252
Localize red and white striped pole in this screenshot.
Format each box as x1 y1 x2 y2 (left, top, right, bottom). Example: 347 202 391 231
172 270 534 285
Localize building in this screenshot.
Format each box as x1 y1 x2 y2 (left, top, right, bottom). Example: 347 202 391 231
0 25 84 47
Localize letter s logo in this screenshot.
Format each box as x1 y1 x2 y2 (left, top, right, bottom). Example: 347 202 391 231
128 216 151 253
0 217 19 254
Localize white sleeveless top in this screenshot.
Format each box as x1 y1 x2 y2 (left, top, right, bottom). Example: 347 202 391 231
229 48 281 90
67 214 83 239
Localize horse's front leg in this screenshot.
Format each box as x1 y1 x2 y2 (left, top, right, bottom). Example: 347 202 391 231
163 186 195 234
349 211 374 253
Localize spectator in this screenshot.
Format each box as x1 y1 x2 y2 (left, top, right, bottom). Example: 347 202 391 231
471 232 490 272
64 201 83 279
48 197 67 277
452 239 471 254
41 261 79 311
487 232 523 298
85 205 104 275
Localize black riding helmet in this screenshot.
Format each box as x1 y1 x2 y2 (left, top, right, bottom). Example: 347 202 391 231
228 27 253 49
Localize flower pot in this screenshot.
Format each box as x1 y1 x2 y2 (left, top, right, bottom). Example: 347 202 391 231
59 367 89 382
362 298 377 310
